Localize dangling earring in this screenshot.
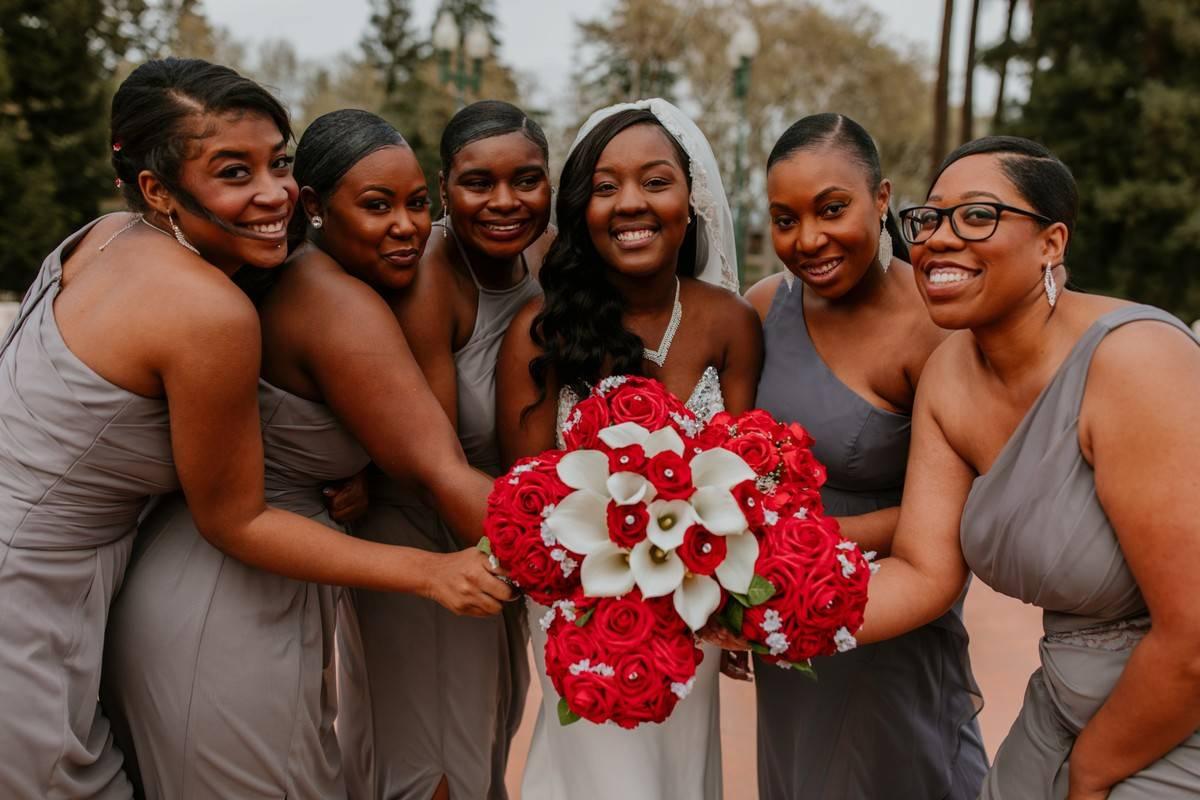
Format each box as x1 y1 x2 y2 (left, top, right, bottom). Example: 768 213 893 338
310 215 323 229
168 213 200 256
1043 262 1059 308
877 214 892 274
441 211 450 239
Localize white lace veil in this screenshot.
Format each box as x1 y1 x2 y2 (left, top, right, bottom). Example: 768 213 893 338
568 98 739 292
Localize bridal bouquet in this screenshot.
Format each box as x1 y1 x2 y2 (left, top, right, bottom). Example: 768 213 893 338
481 376 872 728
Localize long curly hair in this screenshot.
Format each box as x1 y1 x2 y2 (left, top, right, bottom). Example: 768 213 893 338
529 110 698 404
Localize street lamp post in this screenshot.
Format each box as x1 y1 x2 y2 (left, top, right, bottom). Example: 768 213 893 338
727 18 759 285
432 11 491 109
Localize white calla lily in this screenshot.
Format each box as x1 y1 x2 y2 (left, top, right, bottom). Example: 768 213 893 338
714 531 759 593
598 422 651 449
690 486 748 536
606 472 655 506
556 450 611 495
629 538 686 598
544 490 610 554
580 541 637 597
690 447 756 490
673 572 722 631
645 499 695 550
642 427 685 457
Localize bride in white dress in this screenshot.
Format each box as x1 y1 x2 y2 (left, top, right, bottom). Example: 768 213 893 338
496 99 763 800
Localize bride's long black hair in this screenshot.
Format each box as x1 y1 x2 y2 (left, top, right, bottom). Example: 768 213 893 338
529 110 699 403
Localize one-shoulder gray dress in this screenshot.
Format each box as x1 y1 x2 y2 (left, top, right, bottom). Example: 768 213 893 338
337 258 538 799
962 304 1200 798
103 380 370 799
753 279 988 799
0 220 178 798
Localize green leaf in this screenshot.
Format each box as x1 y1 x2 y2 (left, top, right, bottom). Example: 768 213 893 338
785 660 817 681
731 591 752 607
476 535 492 556
723 601 744 634
749 642 770 655
747 574 776 606
574 606 596 628
557 697 581 726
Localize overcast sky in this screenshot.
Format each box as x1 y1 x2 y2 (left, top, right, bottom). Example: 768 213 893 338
203 0 1030 113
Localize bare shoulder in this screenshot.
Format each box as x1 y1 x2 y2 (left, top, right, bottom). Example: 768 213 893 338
525 226 557 275
743 272 787 322
1088 306 1200 392
914 330 977 407
890 261 952 360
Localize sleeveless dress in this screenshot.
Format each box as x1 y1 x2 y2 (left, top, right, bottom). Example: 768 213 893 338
753 280 988 800
961 304 1200 798
337 258 539 799
0 220 177 798
520 367 726 800
102 380 370 799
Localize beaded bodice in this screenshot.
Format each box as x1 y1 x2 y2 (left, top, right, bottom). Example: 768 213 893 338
555 366 724 448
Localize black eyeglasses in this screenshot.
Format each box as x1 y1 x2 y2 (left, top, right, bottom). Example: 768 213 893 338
897 201 1052 245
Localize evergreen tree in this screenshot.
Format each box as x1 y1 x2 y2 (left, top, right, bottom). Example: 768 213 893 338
1006 1 1200 318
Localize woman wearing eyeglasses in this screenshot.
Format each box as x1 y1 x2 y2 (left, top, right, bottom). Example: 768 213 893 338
856 135 1200 799
745 114 986 800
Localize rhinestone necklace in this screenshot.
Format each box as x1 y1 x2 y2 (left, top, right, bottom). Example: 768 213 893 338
642 278 682 367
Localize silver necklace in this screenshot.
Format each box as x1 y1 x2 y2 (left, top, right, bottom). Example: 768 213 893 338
642 278 682 367
97 214 200 256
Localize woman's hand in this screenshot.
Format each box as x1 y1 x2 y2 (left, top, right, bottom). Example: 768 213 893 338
324 469 369 523
422 548 515 617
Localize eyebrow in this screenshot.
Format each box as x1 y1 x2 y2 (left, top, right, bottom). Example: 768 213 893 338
207 139 287 165
814 185 851 201
928 190 1004 203
594 159 677 175
358 185 397 197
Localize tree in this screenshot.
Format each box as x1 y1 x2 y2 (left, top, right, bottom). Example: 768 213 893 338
0 0 125 292
1005 0 1200 318
960 0 981 143
932 0 955 179
989 0 1020 126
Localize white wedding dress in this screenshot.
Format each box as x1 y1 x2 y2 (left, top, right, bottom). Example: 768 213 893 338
521 367 726 800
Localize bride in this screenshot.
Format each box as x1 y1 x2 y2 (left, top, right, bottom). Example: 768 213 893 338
496 99 762 799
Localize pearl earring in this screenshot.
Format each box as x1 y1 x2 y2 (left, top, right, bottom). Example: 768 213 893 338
310 215 323 229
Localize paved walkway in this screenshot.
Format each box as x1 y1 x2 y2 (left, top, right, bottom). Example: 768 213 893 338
504 579 1044 797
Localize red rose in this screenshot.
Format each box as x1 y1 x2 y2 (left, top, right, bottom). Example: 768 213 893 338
605 382 674 429
607 500 649 549
482 507 529 557
648 629 702 683
782 446 827 489
690 414 735 452
725 431 781 476
592 594 659 651
611 652 665 719
561 671 619 724
783 421 815 450
511 467 569 520
644 451 693 500
544 616 595 676
734 409 778 436
731 480 766 529
607 444 647 474
561 395 611 450
677 525 726 576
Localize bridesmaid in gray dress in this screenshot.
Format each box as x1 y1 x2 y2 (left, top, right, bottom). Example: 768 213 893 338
0 60 503 798
744 114 987 799
102 110 514 798
860 135 1200 798
337 102 551 800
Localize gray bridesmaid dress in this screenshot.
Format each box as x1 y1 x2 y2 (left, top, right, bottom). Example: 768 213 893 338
102 380 370 799
962 304 1200 798
0 220 178 798
337 258 538 799
753 279 988 800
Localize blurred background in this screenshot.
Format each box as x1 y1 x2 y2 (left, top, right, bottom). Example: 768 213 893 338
1 0 1198 318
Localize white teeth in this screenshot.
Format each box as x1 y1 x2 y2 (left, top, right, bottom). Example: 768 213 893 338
247 220 284 234
928 268 975 285
805 258 841 276
484 222 521 232
615 229 655 242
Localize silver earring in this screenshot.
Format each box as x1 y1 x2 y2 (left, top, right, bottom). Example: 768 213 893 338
877 214 892 273
441 212 449 239
1043 262 1058 308
169 213 200 256
310 215 323 229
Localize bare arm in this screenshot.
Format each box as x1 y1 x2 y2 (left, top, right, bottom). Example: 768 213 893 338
1066 323 1200 797
157 279 506 615
496 297 558 467
717 293 764 414
854 354 974 645
393 256 461 422
834 508 900 556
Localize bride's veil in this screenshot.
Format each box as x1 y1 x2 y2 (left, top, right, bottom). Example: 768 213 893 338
568 98 740 293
